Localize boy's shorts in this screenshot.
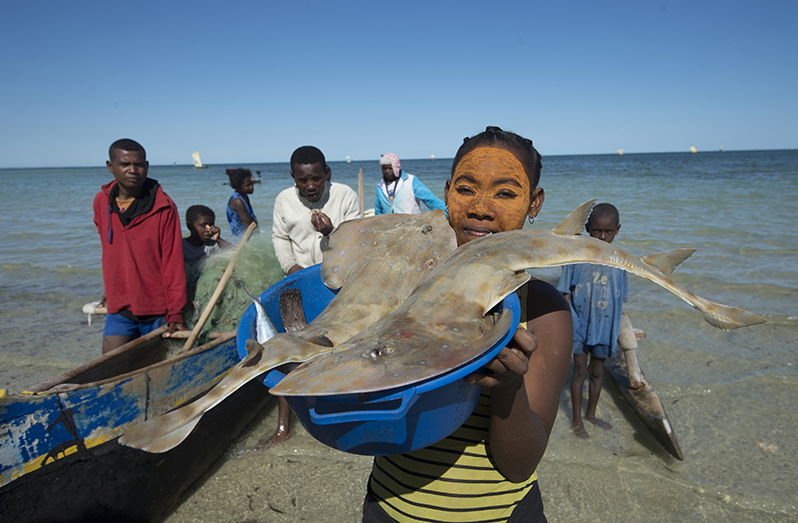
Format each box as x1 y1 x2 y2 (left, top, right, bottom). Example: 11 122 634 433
103 312 165 338
573 342 611 359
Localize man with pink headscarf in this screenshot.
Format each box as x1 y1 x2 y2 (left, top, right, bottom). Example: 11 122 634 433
375 153 445 215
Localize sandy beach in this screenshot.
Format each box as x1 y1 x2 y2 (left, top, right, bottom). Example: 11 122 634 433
163 344 797 523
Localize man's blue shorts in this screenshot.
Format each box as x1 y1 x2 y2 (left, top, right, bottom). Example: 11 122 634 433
573 341 611 359
103 312 165 338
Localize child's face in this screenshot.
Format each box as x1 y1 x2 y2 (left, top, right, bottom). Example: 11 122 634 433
190 215 215 241
292 161 331 202
237 176 255 195
586 216 620 243
106 150 148 194
445 146 543 247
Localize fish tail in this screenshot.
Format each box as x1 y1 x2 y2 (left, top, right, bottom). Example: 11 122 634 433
694 300 767 331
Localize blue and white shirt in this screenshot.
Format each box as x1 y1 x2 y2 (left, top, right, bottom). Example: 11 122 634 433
375 171 445 215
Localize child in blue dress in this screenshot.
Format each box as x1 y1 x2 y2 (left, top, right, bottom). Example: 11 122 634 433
226 168 258 238
557 203 628 439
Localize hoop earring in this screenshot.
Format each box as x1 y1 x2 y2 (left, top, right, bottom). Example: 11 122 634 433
528 215 535 224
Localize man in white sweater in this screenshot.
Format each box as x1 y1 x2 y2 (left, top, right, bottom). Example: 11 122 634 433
272 146 361 275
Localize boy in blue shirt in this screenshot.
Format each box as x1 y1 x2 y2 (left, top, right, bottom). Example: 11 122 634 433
558 203 628 439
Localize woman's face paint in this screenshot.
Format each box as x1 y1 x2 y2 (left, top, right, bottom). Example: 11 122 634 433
445 146 543 247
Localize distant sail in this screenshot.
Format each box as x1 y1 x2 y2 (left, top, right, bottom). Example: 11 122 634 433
192 151 207 168
617 149 624 156
689 146 698 154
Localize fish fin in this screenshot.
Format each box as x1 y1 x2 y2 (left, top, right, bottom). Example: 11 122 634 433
483 272 530 314
642 249 697 275
551 200 597 236
119 414 202 453
696 302 767 331
242 340 265 367
305 335 334 347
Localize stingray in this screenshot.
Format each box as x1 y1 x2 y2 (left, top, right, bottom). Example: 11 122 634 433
269 200 766 397
119 211 456 452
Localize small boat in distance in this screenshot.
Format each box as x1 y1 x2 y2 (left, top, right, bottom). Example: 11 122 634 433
193 151 208 168
617 149 625 156
689 146 698 154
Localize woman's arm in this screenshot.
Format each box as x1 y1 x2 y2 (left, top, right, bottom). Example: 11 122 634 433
229 198 254 226
467 280 572 482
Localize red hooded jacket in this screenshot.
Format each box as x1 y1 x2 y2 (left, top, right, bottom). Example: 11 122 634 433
93 180 186 324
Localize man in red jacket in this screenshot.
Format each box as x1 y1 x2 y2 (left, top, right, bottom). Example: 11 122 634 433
94 139 187 353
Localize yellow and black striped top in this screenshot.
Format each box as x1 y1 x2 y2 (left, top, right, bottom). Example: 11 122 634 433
368 287 535 523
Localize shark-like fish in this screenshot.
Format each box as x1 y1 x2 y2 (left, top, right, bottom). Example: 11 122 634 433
120 201 765 452
269 200 766 397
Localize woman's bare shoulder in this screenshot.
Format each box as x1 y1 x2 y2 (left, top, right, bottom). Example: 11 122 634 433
525 278 570 320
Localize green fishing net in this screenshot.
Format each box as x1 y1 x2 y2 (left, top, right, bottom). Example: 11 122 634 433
184 236 285 337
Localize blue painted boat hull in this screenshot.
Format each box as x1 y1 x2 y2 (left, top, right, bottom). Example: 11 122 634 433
0 330 271 522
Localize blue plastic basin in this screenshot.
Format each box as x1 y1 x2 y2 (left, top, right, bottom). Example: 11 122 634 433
237 264 520 455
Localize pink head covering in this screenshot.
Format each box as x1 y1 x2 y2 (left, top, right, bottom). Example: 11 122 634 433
380 153 401 178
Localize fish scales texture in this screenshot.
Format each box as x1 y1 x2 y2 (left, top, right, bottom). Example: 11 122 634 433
271 201 766 397
119 211 456 453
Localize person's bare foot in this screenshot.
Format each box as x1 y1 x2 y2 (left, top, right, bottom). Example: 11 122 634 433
585 416 612 431
572 422 590 439
252 426 295 452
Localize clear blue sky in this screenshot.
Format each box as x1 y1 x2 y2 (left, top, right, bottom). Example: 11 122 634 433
1 0 795 168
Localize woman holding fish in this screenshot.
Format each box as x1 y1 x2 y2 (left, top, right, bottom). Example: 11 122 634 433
363 127 573 522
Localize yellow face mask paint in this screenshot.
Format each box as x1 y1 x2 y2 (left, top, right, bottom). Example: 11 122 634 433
445 147 535 246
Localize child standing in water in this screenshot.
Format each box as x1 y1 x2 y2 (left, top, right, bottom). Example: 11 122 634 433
558 203 629 439
363 127 573 523
226 168 258 238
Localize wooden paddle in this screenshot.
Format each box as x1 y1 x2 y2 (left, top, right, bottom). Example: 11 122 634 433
358 168 364 216
180 221 258 351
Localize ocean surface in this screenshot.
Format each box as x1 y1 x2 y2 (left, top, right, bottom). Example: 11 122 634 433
1 150 796 521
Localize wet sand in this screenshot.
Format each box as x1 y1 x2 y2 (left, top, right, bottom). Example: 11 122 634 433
162 350 797 523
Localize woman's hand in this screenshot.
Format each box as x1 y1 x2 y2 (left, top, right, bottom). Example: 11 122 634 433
465 326 538 389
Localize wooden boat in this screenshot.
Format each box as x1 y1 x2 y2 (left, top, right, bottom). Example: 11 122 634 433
0 326 272 522
604 349 684 461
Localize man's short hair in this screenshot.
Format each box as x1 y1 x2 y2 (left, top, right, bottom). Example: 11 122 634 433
109 139 145 162
290 146 326 170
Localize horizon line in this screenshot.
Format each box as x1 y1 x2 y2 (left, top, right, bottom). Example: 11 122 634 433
0 147 793 170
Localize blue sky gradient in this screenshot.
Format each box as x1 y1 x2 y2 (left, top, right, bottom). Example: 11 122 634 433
1 0 795 167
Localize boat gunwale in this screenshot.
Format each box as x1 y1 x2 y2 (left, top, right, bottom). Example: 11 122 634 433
19 330 237 397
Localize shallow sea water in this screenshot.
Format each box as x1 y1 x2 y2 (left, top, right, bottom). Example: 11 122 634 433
1 150 796 521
